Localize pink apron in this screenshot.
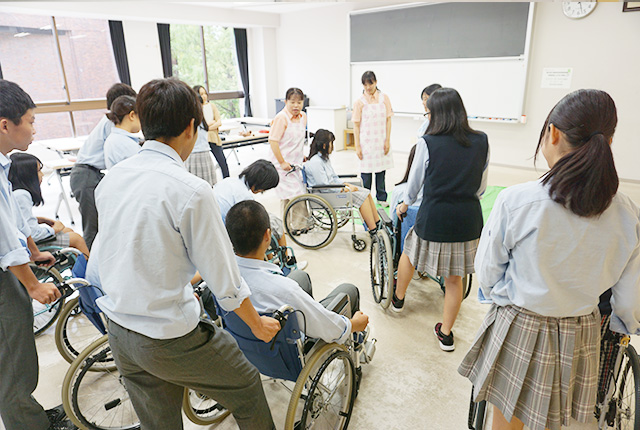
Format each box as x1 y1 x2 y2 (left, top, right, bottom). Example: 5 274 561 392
358 92 394 174
271 114 306 200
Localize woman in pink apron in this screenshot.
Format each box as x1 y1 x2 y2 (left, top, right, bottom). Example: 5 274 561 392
352 71 394 207
269 88 308 226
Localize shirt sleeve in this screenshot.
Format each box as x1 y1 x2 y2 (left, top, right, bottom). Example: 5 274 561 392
180 184 251 312
351 100 363 123
383 94 394 118
14 191 53 242
405 139 429 206
609 233 640 335
0 195 30 271
474 191 511 300
477 144 490 198
269 113 288 143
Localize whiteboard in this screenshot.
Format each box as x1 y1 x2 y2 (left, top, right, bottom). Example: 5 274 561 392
350 57 528 120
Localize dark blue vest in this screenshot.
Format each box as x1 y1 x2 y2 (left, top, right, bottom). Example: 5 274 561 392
414 132 488 243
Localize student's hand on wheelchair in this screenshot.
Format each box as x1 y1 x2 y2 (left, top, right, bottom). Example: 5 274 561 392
26 281 61 305
253 315 282 343
32 250 55 267
396 202 408 220
280 161 293 172
342 183 359 193
350 311 369 333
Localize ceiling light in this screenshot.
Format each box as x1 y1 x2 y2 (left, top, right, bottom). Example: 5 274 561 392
14 32 30 38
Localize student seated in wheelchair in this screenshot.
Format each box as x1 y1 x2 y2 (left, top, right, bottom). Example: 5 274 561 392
304 129 380 233
214 159 306 271
225 200 373 358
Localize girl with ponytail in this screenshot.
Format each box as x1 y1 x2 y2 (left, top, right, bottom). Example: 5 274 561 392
459 89 640 430
103 95 141 169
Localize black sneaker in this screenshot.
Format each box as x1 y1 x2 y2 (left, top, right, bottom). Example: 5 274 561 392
391 292 404 313
45 405 66 424
434 322 455 351
49 419 79 430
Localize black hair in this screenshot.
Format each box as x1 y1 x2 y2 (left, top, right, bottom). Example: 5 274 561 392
396 144 418 186
136 78 202 141
421 83 442 98
308 129 335 161
8 152 44 206
106 95 137 125
361 71 377 86
425 88 480 147
535 89 618 218
285 88 304 101
106 83 137 110
0 80 36 125
192 85 209 131
239 159 279 191
225 200 271 256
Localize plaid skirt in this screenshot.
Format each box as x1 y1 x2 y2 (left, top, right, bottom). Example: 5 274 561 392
37 231 71 248
402 227 477 277
185 151 217 187
458 304 601 430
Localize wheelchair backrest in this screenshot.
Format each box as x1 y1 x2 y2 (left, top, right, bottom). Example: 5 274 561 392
400 206 419 250
71 255 107 335
213 298 304 382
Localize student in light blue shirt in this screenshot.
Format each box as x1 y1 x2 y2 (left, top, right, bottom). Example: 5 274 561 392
0 80 69 430
103 95 141 169
93 78 278 430
305 129 380 231
389 144 423 225
416 83 441 138
70 83 137 250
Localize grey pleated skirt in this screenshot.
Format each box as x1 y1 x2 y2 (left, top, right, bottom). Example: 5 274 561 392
402 226 478 277
185 151 217 187
459 304 601 430
37 232 71 248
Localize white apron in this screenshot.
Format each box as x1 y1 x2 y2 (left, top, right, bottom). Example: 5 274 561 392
358 92 394 174
271 114 306 200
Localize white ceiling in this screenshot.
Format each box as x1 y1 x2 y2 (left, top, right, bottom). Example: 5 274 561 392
181 1 343 14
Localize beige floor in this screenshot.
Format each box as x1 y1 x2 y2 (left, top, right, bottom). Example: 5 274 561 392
4 142 638 430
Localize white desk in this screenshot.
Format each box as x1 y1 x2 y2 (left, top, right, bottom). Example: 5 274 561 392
42 158 76 225
221 132 270 165
37 136 87 159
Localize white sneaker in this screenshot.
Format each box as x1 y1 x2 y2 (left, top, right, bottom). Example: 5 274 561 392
297 260 308 270
377 200 389 208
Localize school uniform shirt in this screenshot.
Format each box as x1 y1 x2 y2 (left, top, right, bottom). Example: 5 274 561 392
192 125 211 153
213 177 254 221
13 189 55 242
304 154 341 186
103 127 141 170
417 117 429 138
93 140 251 339
406 134 489 242
0 153 31 271
476 179 640 336
236 256 351 344
75 115 114 170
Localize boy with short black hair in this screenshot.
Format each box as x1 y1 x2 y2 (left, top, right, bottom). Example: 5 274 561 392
0 79 76 430
93 77 278 430
70 83 137 250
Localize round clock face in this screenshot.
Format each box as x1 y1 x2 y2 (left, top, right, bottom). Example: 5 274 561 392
562 2 597 19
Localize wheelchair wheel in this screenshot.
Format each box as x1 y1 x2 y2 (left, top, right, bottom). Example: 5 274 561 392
285 194 338 250
182 388 230 425
370 230 393 309
352 236 366 252
285 343 355 430
55 297 105 364
614 344 640 430
31 265 65 337
63 335 139 430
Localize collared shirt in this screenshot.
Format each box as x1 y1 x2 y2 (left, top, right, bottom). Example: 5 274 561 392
192 125 211 153
213 177 254 221
13 189 54 242
269 106 306 143
94 140 251 339
104 127 141 169
0 153 31 271
476 180 640 335
236 256 351 344
417 118 429 138
75 115 114 170
304 154 341 187
405 137 490 205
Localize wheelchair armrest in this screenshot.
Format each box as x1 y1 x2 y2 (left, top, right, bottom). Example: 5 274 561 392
338 174 358 178
377 208 393 227
325 293 351 317
308 184 345 190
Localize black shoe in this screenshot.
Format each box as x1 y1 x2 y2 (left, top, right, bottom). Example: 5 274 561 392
391 292 404 313
45 405 66 424
48 418 78 430
434 322 455 351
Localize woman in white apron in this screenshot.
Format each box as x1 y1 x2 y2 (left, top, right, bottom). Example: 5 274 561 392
269 88 308 228
353 71 394 206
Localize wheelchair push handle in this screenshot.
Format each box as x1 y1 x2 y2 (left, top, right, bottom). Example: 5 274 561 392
34 247 82 267
58 278 91 300
285 164 302 176
269 305 295 351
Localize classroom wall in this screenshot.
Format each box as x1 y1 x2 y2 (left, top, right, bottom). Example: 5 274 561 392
276 2 640 182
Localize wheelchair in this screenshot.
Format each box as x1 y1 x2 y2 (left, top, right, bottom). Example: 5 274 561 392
284 165 368 252
214 292 372 429
266 232 299 276
61 289 229 430
370 206 472 309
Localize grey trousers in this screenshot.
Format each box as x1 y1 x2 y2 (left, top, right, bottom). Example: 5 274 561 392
287 270 360 317
0 270 49 430
108 320 275 430
69 164 103 250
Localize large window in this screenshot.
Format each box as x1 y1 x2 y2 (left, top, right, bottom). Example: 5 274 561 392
0 13 120 140
170 24 242 119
